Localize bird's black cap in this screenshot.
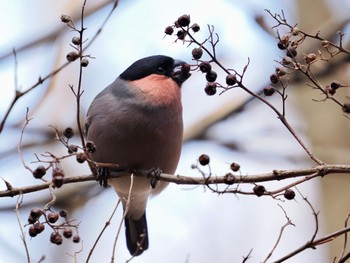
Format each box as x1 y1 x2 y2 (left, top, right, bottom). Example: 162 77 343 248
119 55 190 85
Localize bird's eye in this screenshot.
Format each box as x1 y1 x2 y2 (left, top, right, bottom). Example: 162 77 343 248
156 66 166 74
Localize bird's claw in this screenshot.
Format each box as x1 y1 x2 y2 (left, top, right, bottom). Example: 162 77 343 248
147 168 162 189
96 167 110 188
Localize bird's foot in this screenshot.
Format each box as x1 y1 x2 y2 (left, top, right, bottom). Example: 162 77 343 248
146 168 162 189
96 167 110 188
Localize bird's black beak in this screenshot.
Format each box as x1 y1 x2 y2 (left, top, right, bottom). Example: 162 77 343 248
172 59 191 86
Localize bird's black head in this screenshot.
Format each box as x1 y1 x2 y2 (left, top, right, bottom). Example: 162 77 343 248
119 55 191 85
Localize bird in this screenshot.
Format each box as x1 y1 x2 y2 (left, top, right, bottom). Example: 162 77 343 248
85 55 191 256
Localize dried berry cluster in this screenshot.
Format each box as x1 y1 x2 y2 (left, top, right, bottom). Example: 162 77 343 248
27 207 80 245
32 127 89 188
252 184 295 200
165 15 239 96
268 13 350 113
60 14 90 67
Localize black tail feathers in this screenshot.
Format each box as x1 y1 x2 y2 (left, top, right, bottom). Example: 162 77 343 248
124 213 149 256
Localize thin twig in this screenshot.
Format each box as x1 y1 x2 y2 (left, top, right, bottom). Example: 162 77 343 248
111 174 134 263
86 199 121 262
263 205 294 262
15 194 31 263
0 0 119 134
18 108 34 174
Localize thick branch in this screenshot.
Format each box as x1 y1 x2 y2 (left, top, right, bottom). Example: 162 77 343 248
1 164 350 198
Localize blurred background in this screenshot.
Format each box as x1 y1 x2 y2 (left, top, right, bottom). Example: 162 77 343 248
1 0 350 262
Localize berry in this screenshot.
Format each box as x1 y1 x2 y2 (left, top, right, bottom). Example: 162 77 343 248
176 30 186 40
253 185 265 197
263 86 275 96
277 41 288 50
198 154 210 166
275 67 286 77
34 223 45 234
282 56 293 66
270 73 279 84
286 47 297 58
205 70 217 82
29 225 37 237
81 58 89 67
86 141 96 153
226 74 237 86
50 232 63 245
224 173 235 185
199 62 211 73
191 23 200 32
304 53 317 63
326 86 336 96
177 15 191 27
204 82 217 96
76 152 87 163
28 215 36 224
192 47 203 60
230 162 240 172
72 235 81 243
63 228 73 239
68 144 78 154
33 166 46 179
63 127 74 139
71 36 81 45
30 207 42 220
331 81 341 90
52 168 64 188
59 210 68 218
60 15 72 23
48 211 59 224
181 63 191 75
284 189 296 200
342 103 350 113
66 51 79 62
321 40 329 48
164 26 174 35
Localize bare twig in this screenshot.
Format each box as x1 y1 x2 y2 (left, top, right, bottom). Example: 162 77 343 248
263 205 294 262
18 108 34 174
86 199 121 262
112 174 134 263
0 0 119 134
15 194 31 263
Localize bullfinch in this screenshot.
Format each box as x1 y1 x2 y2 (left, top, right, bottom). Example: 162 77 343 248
85 55 190 256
